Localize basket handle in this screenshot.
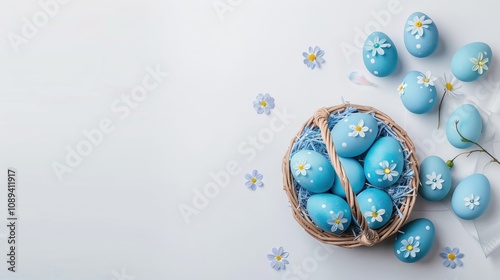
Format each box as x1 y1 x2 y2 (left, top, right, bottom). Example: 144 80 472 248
313 107 379 246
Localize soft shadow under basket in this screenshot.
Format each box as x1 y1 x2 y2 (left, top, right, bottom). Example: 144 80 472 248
282 103 420 248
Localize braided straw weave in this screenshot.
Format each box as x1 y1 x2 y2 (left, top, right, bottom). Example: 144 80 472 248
282 104 420 248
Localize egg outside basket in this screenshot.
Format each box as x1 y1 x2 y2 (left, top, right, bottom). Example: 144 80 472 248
282 103 420 248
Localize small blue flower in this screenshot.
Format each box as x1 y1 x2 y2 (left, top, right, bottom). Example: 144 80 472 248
245 170 263 191
400 236 420 258
440 247 464 269
253 93 275 115
364 36 391 56
327 211 348 232
267 247 289 270
302 46 325 69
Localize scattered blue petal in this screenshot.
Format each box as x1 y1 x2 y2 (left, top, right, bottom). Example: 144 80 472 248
267 246 289 270
303 46 325 69
245 170 264 191
440 247 464 269
253 93 275 115
348 71 376 87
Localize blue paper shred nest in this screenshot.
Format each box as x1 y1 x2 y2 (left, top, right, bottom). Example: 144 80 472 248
290 107 415 237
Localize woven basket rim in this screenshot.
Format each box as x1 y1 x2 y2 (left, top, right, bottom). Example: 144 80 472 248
282 103 420 248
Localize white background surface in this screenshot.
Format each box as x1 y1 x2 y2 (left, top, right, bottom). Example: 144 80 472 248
1 0 500 279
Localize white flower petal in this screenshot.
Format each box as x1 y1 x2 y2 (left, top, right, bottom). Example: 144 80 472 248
338 222 344 231
417 28 423 37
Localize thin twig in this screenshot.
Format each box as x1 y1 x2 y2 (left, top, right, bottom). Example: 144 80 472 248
453 120 500 165
437 89 448 129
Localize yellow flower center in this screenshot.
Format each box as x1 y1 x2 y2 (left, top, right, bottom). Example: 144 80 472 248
446 82 454 91
398 85 403 91
423 77 430 83
371 212 378 218
308 53 316 62
355 125 362 132
251 177 257 183
275 255 282 261
335 219 341 224
448 253 456 261
415 21 422 28
260 101 267 107
384 168 391 174
407 245 413 251
298 164 304 170
478 61 483 66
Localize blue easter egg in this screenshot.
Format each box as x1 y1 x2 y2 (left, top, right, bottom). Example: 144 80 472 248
451 174 490 220
419 156 452 201
364 137 404 188
446 104 482 149
363 31 398 77
357 188 393 230
331 157 366 198
394 218 435 263
290 150 335 193
451 42 492 82
331 113 379 157
399 71 437 114
306 193 352 235
404 12 439 58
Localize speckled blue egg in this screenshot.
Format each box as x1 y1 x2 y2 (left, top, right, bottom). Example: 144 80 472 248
357 188 393 230
394 218 435 263
331 157 366 198
363 31 398 77
400 71 437 114
451 174 490 220
306 193 352 235
290 150 335 193
331 113 379 158
419 156 452 201
451 42 492 82
403 12 439 58
364 137 404 188
446 104 482 149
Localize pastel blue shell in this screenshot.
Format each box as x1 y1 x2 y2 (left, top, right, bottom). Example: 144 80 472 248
330 113 379 158
451 174 490 220
403 12 439 58
290 150 335 193
419 156 452 201
400 71 437 114
331 157 366 198
306 193 352 235
356 188 393 230
363 31 398 77
451 42 492 82
363 137 404 188
446 104 482 149
394 218 435 263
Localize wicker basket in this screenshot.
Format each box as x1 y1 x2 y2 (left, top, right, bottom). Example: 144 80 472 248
282 103 420 248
